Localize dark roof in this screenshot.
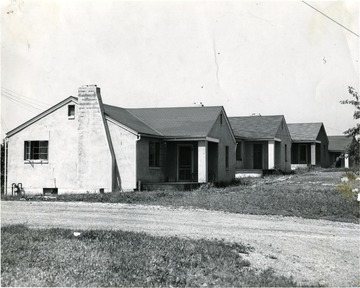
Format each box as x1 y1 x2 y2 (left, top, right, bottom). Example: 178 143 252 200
103 104 162 136
287 123 323 142
229 115 284 139
104 105 223 137
328 136 352 152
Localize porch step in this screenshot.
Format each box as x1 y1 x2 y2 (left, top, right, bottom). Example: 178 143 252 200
235 169 263 178
141 182 202 191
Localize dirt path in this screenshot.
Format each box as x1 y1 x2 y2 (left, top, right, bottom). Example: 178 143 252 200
1 201 359 287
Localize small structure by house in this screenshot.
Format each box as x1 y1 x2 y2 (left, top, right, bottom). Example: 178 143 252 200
328 135 353 168
288 123 329 169
4 85 236 194
229 115 292 175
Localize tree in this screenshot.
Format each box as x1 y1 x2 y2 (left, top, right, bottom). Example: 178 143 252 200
340 86 360 165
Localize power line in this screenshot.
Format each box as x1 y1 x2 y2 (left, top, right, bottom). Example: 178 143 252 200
2 91 46 112
3 94 41 114
302 1 359 37
1 87 51 109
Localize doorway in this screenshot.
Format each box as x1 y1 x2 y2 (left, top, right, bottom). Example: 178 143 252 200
178 145 193 181
253 144 263 169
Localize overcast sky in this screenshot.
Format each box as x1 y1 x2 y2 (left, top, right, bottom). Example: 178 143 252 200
1 0 359 139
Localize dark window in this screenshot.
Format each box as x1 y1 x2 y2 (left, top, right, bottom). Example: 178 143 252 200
225 146 229 169
68 105 75 118
24 141 48 161
285 144 288 162
149 142 160 167
220 114 223 125
236 142 242 161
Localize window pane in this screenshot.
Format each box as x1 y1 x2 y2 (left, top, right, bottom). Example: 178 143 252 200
24 140 48 161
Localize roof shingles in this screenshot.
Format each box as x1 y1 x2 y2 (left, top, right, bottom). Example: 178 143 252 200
287 123 323 142
104 105 223 138
229 115 284 139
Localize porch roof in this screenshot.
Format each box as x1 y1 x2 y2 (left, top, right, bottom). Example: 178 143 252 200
288 122 323 142
229 115 284 140
104 104 223 138
328 135 352 152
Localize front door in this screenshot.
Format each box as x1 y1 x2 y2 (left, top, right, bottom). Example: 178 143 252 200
253 144 263 169
299 144 307 164
178 145 193 181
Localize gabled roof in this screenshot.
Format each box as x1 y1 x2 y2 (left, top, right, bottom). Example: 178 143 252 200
229 115 285 140
104 105 224 138
6 96 78 137
287 123 324 142
328 135 352 152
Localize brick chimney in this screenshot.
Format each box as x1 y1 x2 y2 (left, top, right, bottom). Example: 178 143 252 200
77 85 113 192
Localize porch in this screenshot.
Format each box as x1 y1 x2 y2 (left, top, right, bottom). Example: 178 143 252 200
140 182 202 191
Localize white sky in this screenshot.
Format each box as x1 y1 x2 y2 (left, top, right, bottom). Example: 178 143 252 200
1 0 359 139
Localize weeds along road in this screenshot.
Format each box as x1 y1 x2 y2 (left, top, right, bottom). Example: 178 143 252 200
2 201 359 287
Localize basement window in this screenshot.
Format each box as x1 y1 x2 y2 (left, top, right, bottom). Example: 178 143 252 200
149 142 160 168
24 141 49 163
68 105 75 119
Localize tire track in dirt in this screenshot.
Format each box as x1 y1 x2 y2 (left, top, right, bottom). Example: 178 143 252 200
1 201 359 286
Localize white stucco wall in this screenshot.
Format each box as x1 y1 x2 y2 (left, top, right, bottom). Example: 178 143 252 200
107 120 138 191
6 101 78 194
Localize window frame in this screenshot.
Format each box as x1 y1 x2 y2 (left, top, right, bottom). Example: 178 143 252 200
68 105 75 119
24 141 49 163
149 141 161 168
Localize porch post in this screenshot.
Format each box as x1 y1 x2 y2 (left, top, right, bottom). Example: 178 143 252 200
344 153 349 168
268 140 275 169
198 140 208 183
311 143 316 165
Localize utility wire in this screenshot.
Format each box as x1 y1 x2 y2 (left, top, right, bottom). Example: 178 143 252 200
302 1 359 37
2 94 41 114
2 91 45 112
1 87 51 108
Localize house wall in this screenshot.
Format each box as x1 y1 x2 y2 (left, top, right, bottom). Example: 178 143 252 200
275 118 292 172
316 126 329 167
136 137 167 183
208 111 236 183
107 120 138 191
6 102 79 194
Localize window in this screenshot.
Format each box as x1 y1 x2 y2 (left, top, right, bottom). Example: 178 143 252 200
220 113 223 125
236 142 242 161
225 146 229 169
285 144 288 162
68 105 75 119
24 141 48 161
149 142 160 167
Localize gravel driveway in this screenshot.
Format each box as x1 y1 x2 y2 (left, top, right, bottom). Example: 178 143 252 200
1 201 359 287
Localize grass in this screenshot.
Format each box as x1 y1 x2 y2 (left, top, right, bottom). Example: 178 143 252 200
1 224 296 287
2 169 359 223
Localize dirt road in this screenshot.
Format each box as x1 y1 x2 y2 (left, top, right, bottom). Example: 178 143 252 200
1 201 359 286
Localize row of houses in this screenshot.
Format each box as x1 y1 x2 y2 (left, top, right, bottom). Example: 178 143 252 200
3 85 355 194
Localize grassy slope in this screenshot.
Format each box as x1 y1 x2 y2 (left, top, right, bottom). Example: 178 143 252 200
2 170 359 223
1 225 296 287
